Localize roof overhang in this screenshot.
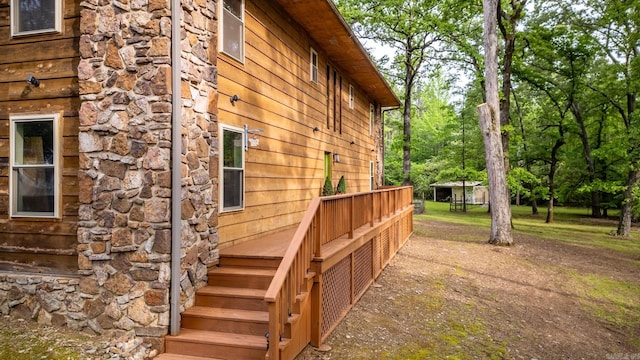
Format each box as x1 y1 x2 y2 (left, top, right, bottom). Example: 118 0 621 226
273 0 401 108
430 182 484 188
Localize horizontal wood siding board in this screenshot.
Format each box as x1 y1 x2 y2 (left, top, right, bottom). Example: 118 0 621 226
0 97 80 118
0 17 80 46
0 253 78 274
220 200 308 225
0 77 79 101
0 0 80 272
218 0 379 246
0 38 78 65
0 233 76 252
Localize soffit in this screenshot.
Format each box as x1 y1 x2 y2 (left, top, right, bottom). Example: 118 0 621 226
272 0 400 107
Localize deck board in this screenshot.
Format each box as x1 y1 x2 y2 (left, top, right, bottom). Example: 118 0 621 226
219 226 297 258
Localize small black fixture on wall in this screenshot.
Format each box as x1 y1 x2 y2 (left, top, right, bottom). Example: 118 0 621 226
230 94 240 104
26 75 40 87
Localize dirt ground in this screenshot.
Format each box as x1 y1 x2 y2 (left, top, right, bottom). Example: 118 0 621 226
2 218 639 359
296 218 640 360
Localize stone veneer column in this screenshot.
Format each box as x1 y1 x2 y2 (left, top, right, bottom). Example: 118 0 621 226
77 0 218 357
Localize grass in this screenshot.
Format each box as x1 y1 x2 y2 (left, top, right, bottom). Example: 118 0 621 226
416 201 640 350
416 201 640 258
0 321 90 360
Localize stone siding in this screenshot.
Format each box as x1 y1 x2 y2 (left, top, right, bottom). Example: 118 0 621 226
65 0 220 357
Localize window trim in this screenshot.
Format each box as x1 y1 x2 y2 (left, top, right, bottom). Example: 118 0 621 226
10 0 63 38
310 48 319 83
219 0 245 63
349 85 354 109
220 123 246 213
9 113 61 218
370 161 375 191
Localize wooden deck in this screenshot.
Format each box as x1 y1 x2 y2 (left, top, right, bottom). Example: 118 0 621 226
219 227 297 258
159 187 414 360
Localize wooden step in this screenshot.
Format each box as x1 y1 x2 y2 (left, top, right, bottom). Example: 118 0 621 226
219 255 281 269
208 267 276 290
195 286 268 311
181 306 269 336
164 328 267 360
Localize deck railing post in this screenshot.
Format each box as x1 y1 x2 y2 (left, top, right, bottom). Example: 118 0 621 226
369 192 374 227
317 200 324 258
267 300 280 360
349 196 354 238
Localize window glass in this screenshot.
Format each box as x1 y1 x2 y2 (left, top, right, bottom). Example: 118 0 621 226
12 0 60 36
222 0 244 61
349 85 354 109
310 49 318 83
11 116 58 217
222 127 244 211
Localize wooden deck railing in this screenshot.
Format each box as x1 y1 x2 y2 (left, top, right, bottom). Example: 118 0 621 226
264 186 413 359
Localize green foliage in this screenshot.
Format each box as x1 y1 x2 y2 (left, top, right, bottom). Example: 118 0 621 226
507 167 547 203
336 176 346 194
322 177 335 196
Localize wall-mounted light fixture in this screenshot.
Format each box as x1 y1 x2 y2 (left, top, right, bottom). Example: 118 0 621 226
333 153 340 163
350 141 355 146
312 126 320 133
26 75 40 87
243 124 264 151
230 94 240 104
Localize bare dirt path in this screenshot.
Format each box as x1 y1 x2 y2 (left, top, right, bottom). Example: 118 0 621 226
297 218 640 359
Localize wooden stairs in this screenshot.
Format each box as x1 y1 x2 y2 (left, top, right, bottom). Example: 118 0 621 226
156 250 305 360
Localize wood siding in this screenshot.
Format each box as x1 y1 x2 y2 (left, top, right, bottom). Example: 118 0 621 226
218 0 380 248
0 0 80 274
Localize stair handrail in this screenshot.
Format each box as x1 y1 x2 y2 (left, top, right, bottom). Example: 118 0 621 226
263 186 413 359
264 197 321 359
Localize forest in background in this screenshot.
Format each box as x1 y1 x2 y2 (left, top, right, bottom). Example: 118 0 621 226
335 0 639 230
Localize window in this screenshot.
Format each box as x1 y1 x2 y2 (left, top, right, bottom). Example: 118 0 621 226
221 125 245 212
310 48 318 83
10 114 60 218
349 85 354 109
369 103 375 135
370 161 375 191
11 0 62 37
220 0 244 62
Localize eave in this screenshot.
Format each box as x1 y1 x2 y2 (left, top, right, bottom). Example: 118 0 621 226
273 0 401 108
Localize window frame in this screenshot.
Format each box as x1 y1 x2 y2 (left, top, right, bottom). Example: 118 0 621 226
219 0 245 63
349 85 355 109
10 0 63 38
370 161 375 191
310 48 319 83
220 124 246 213
9 113 61 218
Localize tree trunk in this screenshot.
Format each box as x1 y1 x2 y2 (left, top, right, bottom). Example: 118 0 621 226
546 138 564 223
478 105 513 244
402 57 413 186
571 101 601 217
480 0 512 245
616 169 639 236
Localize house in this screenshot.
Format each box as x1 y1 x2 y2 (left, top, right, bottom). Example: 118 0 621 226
430 181 489 205
0 0 413 359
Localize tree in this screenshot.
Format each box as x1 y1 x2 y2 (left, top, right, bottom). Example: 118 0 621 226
336 0 439 185
478 0 513 245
